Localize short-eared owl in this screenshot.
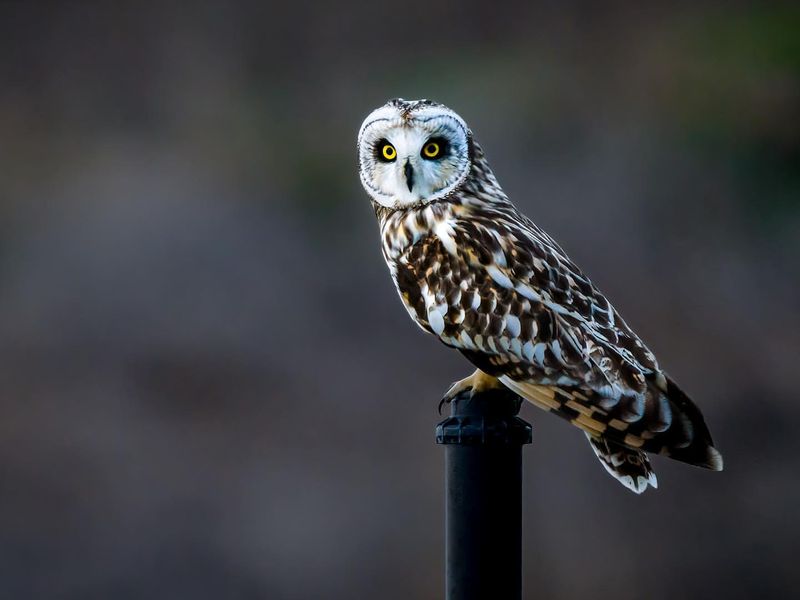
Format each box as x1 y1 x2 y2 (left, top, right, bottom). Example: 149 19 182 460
358 98 722 493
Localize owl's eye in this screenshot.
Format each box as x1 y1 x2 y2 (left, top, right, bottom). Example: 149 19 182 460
422 140 443 159
379 142 397 162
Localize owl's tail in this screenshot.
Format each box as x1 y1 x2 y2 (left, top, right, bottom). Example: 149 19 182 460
650 376 724 471
500 374 724 480
585 433 657 494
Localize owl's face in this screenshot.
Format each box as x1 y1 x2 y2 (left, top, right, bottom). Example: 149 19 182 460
358 99 472 209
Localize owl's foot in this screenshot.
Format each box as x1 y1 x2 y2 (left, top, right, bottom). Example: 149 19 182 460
438 369 505 414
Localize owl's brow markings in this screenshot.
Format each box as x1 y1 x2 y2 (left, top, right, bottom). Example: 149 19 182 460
358 117 394 140
414 115 468 137
364 115 464 140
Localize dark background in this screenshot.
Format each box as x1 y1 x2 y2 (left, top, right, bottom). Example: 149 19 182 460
1 1 798 598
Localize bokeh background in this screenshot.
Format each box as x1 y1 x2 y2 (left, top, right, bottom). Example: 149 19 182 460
1 1 798 598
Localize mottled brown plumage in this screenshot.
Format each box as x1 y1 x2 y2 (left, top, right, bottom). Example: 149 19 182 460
360 99 722 493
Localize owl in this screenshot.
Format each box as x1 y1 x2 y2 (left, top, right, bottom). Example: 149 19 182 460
358 98 723 493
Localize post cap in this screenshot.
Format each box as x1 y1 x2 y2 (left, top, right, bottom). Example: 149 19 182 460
436 388 532 446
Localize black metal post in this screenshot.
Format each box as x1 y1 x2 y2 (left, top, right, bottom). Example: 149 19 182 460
436 388 532 600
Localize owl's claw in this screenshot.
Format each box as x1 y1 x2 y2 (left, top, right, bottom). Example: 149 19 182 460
438 369 505 414
439 386 459 415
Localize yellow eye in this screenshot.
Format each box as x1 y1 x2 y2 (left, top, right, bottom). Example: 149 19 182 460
381 143 397 161
422 141 440 158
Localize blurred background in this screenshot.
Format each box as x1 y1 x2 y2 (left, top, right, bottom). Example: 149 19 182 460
1 1 798 598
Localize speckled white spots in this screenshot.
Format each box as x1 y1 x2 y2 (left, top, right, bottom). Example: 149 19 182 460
654 371 668 392
616 346 637 367
515 283 541 302
505 314 521 337
522 341 534 362
419 282 448 337
394 227 409 249
532 343 546 366
545 301 583 320
707 447 724 471
428 308 445 335
434 220 458 256
586 432 658 494
459 330 476 350
471 292 481 310
487 265 513 289
551 340 564 365
404 213 425 246
596 387 621 406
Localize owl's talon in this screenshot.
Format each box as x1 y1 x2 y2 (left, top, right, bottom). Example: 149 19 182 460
439 378 472 414
438 369 503 414
438 382 462 414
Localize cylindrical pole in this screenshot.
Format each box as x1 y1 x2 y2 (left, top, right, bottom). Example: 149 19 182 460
436 388 532 600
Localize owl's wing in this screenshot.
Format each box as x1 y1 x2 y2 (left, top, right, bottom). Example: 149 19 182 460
393 211 721 470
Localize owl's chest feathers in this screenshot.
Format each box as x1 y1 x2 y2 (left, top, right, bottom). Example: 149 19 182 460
379 203 467 331
380 203 456 261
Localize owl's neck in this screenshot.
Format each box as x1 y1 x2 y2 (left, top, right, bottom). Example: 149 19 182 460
377 201 452 260
377 197 511 267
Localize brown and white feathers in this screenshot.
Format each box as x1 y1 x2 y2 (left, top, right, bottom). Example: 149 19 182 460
359 99 723 493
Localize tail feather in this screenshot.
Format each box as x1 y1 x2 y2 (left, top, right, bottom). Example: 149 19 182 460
500 374 724 478
585 433 658 494
653 377 724 471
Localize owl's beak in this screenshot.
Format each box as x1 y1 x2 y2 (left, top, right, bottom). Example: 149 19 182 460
404 161 414 192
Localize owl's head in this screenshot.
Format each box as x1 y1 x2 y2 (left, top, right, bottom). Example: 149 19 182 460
358 99 472 209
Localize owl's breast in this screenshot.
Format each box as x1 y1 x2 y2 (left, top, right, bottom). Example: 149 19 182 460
386 221 487 345
379 205 455 334
385 233 445 335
